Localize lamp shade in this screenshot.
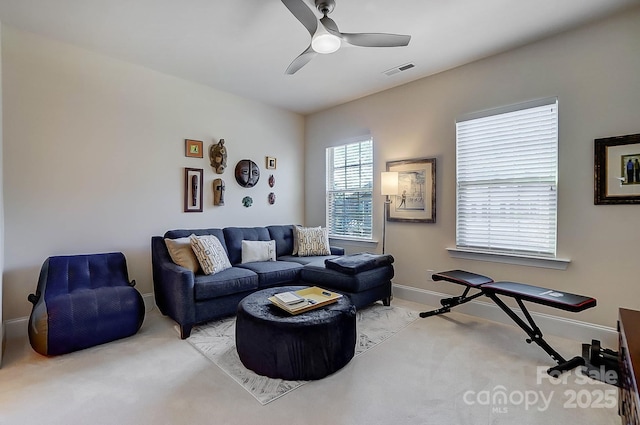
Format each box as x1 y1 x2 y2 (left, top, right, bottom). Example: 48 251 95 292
381 172 399 196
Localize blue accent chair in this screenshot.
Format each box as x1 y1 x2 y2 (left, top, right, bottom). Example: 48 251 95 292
27 252 145 356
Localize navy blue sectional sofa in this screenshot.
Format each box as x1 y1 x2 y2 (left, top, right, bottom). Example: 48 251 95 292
151 225 393 338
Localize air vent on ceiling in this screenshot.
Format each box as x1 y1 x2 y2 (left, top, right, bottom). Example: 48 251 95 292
383 63 415 77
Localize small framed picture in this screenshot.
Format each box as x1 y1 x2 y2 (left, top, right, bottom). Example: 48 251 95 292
185 139 204 158
184 168 203 212
266 156 277 170
595 133 640 204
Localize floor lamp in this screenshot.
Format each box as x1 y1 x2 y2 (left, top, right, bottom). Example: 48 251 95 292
380 172 398 255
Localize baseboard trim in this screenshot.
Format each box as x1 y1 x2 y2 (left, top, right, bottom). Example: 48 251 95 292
392 284 617 348
4 293 156 341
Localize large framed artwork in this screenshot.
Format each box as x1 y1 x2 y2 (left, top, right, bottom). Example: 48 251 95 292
594 133 640 205
184 167 204 212
386 158 436 223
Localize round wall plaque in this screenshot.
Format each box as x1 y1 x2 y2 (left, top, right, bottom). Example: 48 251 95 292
235 159 260 188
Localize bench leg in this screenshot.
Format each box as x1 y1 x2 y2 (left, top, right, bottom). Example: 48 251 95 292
382 296 391 306
486 293 584 375
419 287 484 318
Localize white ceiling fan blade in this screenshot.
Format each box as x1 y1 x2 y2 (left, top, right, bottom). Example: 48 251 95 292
319 16 340 34
285 45 317 75
319 16 411 48
281 0 318 36
340 33 411 48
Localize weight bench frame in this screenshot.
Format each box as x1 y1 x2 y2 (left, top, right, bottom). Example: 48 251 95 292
421 270 597 375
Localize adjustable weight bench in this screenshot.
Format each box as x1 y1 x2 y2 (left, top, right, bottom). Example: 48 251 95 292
421 270 597 375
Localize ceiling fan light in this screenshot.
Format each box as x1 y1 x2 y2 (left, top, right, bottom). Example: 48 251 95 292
312 33 341 54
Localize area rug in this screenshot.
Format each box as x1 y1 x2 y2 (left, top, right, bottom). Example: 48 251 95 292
183 303 418 405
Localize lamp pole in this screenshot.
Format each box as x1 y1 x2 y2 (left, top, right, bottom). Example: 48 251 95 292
383 196 392 254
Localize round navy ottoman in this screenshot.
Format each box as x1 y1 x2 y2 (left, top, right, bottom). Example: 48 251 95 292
236 286 356 380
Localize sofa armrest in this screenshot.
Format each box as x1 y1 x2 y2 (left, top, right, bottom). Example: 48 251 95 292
330 246 345 256
151 236 197 326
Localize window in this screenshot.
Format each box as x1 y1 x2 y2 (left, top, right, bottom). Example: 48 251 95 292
326 138 373 239
456 98 558 258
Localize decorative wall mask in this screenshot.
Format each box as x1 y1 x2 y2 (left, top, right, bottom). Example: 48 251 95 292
268 174 275 188
213 178 225 206
191 176 198 206
209 139 227 174
235 159 260 187
268 192 276 205
242 196 253 207
184 168 203 213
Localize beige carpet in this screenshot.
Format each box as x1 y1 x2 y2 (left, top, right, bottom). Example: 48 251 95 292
183 303 419 404
0 298 620 425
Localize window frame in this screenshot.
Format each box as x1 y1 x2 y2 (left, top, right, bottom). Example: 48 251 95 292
453 98 568 268
325 137 374 241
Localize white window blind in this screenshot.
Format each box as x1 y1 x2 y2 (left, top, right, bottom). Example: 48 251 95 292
456 98 558 257
326 138 373 239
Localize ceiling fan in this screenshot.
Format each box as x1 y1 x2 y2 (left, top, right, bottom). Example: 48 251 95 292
281 0 411 74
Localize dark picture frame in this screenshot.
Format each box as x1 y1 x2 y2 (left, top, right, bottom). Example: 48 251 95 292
185 139 204 158
184 167 203 212
594 133 640 205
386 157 436 223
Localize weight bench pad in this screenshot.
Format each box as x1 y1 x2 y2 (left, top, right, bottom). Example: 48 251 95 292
431 270 494 287
483 281 597 313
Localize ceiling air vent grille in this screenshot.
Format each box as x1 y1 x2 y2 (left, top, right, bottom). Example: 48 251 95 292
383 63 415 77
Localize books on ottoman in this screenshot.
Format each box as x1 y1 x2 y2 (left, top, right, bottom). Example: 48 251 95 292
274 291 306 306
270 287 342 315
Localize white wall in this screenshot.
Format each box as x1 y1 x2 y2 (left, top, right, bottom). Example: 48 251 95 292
2 27 305 321
305 7 640 327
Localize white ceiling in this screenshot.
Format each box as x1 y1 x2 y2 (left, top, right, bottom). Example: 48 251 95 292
0 0 637 115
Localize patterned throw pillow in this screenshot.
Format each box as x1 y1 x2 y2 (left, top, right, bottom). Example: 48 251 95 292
292 225 320 256
241 240 276 263
164 237 200 273
297 227 331 257
189 234 232 275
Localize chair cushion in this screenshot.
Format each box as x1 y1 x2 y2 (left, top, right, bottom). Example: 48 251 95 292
42 286 144 356
44 253 131 298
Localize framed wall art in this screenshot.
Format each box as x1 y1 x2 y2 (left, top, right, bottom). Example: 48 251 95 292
266 156 277 170
184 168 203 212
595 133 640 205
185 139 204 158
386 158 436 223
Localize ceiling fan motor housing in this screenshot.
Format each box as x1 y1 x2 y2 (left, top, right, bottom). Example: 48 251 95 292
315 0 335 15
